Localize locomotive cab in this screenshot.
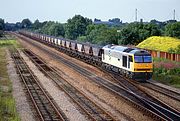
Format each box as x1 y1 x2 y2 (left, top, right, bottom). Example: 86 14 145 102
132 51 153 80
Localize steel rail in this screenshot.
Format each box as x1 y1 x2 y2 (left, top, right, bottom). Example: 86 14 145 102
143 81 180 102
10 48 67 121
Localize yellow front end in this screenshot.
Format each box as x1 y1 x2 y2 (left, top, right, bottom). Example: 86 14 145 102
133 63 153 72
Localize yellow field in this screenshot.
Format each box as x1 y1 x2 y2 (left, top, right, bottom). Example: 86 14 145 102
137 36 180 52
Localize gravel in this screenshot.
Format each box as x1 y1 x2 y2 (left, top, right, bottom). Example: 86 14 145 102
6 49 36 121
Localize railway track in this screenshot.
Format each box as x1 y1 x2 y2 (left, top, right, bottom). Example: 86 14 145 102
10 48 67 121
142 81 180 102
23 49 115 121
16 34 180 121
99 66 180 121
112 73 180 121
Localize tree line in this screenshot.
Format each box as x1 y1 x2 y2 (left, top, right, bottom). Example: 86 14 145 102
1 15 180 46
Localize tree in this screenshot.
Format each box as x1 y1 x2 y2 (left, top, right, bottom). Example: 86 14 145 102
0 18 5 30
95 28 118 45
118 27 139 45
41 21 55 34
82 24 118 45
138 23 161 41
21 18 32 28
165 22 180 38
15 22 23 30
85 24 105 43
38 21 65 37
65 15 92 39
0 18 5 37
0 30 3 37
150 19 165 27
77 36 87 42
48 23 65 37
32 19 42 30
109 18 122 24
94 18 101 22
118 22 161 45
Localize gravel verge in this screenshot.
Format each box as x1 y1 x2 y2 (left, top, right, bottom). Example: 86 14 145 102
6 49 36 121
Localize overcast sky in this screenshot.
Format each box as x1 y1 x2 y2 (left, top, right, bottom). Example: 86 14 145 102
1 0 179 23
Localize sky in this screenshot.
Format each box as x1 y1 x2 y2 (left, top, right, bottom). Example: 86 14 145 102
1 0 180 23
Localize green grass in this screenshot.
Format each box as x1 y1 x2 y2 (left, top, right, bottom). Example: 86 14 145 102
152 75 180 88
0 38 20 121
153 57 180 88
0 40 21 48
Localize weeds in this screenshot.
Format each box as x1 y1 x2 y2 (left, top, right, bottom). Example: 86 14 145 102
153 57 180 88
0 39 20 121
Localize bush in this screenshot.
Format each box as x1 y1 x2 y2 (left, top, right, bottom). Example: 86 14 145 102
153 74 180 88
153 58 180 88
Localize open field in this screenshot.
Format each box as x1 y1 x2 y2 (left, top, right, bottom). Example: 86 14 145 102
137 36 180 52
0 39 20 121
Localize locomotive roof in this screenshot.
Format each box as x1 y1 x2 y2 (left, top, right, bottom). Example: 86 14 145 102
103 45 150 55
103 45 130 51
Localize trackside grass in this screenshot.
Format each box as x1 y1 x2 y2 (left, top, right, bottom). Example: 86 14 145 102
0 39 20 121
0 40 21 48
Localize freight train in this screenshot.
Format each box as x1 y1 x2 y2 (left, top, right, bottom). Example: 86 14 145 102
18 31 153 80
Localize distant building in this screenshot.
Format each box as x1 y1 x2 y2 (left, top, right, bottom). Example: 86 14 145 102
140 19 143 23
